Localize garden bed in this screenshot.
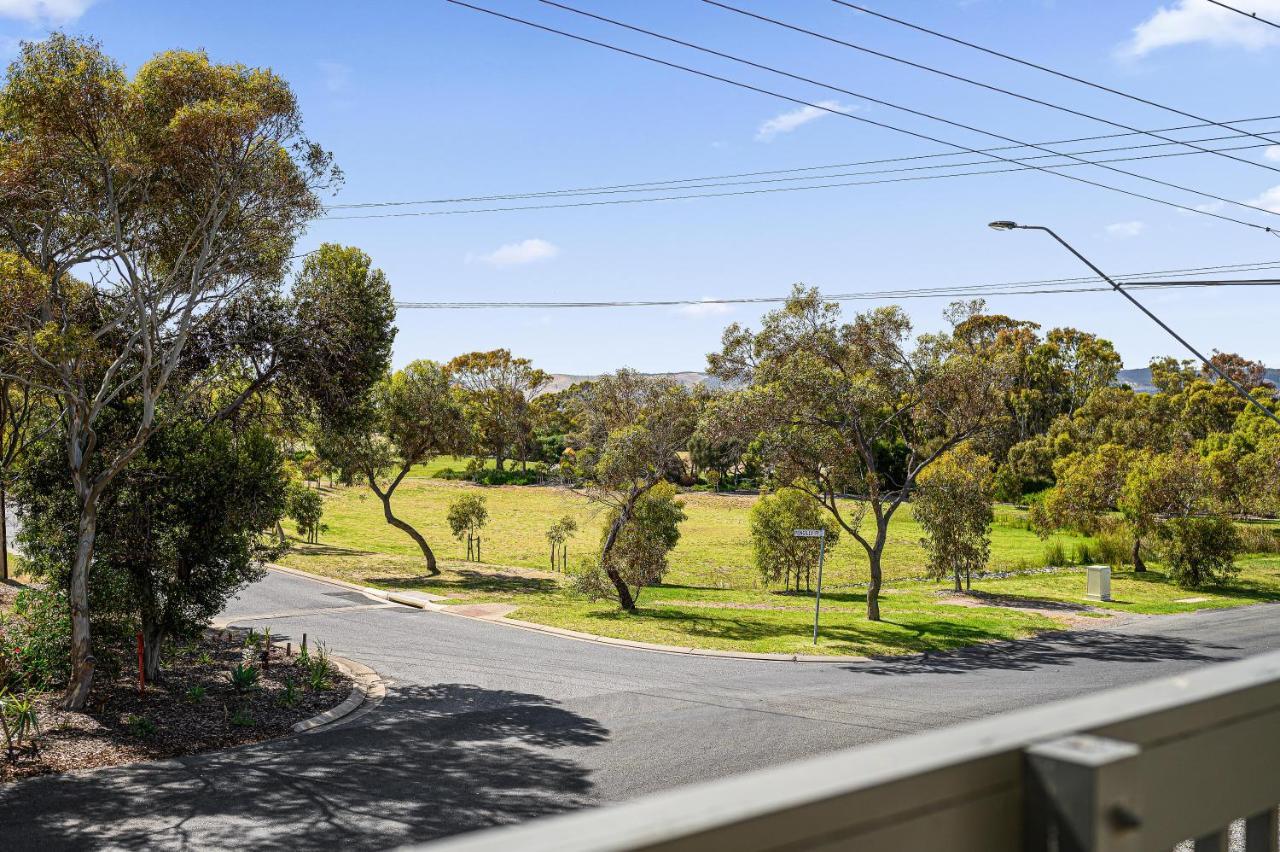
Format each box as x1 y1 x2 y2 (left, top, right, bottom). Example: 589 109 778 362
0 627 352 782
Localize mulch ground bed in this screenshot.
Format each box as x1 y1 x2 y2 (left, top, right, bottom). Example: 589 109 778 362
1 627 353 782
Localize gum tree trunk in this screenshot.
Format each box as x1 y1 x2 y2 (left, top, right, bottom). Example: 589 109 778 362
142 619 165 684
64 500 98 710
1132 537 1146 573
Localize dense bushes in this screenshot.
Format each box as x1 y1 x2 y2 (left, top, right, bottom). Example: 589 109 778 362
1157 517 1241 589
434 466 547 486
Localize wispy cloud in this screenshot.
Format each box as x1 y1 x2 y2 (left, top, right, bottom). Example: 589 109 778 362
756 100 854 142
1266 146 1280 162
318 61 352 95
1105 220 1146 238
1120 0 1280 57
469 238 560 267
1246 185 1280 214
0 0 94 24
677 298 734 317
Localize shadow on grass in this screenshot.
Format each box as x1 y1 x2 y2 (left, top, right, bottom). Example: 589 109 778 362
286 539 377 558
367 569 560 595
0 681 609 852
960 591 1092 613
577 605 1036 656
850 628 1238 676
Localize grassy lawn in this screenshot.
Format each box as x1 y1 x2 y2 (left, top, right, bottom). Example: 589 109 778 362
279 479 1280 658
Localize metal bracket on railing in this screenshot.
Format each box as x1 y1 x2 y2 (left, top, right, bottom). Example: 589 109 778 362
1024 734 1143 852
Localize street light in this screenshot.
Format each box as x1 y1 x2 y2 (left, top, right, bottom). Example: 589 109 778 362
988 220 1280 428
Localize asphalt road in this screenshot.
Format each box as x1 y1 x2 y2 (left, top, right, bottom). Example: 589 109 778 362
3 568 1279 850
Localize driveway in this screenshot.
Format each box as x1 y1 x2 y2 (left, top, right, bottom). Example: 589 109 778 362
2 568 1277 850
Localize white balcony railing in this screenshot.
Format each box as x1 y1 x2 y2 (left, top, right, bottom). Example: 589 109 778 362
418 649 1280 852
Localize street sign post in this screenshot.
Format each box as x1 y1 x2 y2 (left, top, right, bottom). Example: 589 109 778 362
794 528 827 644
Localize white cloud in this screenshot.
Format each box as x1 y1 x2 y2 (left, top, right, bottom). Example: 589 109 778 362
470 238 560 267
1105 220 1146 238
1120 0 1280 57
677 298 734 317
755 100 853 142
0 0 94 24
1247 184 1280 213
1266 146 1280 162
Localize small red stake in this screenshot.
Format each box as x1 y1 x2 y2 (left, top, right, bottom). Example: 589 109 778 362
136 632 145 695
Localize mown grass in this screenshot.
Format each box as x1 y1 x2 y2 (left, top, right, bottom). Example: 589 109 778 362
285 479 1091 588
279 479 1280 657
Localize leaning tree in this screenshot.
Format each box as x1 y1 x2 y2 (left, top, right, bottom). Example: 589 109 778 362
327 360 466 576
708 288 1010 621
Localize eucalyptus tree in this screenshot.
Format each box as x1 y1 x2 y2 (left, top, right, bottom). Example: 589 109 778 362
328 361 466 576
447 349 550 470
0 35 336 707
708 287 1010 621
570 370 696 610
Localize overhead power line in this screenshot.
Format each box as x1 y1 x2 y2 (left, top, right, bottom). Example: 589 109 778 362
324 135 1280 220
393 261 1280 309
325 113 1280 209
829 1 1280 153
700 0 1280 177
1205 0 1280 30
441 0 1274 233
540 0 1280 220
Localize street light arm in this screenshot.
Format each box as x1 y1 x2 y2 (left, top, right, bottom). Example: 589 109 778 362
1015 224 1280 429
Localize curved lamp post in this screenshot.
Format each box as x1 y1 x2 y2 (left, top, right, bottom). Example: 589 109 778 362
988 220 1280 428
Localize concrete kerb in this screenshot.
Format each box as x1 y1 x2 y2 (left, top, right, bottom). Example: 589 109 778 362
265 564 873 664
210 611 388 735
292 654 385 734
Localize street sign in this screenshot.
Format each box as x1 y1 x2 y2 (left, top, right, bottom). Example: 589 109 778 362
793 529 828 644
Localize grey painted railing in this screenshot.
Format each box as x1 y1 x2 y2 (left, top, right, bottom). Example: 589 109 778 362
416 649 1280 852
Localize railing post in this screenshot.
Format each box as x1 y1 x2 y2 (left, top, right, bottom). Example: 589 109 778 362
1025 735 1142 852
1194 829 1227 852
1247 809 1279 852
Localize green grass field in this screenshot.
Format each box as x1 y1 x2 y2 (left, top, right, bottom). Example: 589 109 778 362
280 478 1280 657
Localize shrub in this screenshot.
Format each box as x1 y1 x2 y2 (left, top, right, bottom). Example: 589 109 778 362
0 689 41 752
1042 541 1068 567
230 709 255 728
287 485 325 544
229 663 260 693
1093 527 1135 568
185 685 207 704
1072 543 1094 565
1158 517 1241 589
1236 523 1280 554
749 486 840 592
279 678 301 707
125 714 156 738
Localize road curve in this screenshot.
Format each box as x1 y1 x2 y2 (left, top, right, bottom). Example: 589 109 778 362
3 568 1278 851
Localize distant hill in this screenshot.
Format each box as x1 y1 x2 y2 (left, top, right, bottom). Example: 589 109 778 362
1118 366 1280 394
539 371 729 396
543 367 1278 397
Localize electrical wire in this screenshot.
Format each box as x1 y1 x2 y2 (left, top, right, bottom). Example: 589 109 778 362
700 0 1280 177
1205 0 1280 30
829 0 1280 153
323 137 1280 219
326 114 1280 210
439 0 1274 233
539 0 1279 220
393 262 1280 309
325 129 1280 211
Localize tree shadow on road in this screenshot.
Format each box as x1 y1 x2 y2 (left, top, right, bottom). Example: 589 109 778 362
848 629 1239 676
0 682 609 852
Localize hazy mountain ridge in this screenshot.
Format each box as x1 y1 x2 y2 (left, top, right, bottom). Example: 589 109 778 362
543 368 1278 397
1117 367 1280 394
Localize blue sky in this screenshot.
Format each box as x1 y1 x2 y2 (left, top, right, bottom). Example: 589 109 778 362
5 0 1280 373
